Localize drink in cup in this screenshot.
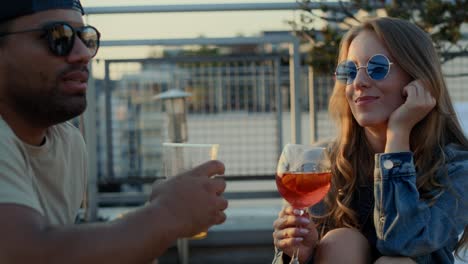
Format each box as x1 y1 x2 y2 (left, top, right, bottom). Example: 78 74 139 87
162 142 219 239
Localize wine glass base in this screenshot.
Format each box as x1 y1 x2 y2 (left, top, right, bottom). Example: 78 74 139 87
289 247 300 264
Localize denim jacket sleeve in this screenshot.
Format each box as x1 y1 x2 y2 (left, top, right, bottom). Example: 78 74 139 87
373 143 468 260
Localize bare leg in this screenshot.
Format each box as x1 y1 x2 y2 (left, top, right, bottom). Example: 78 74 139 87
374 256 416 264
314 227 371 264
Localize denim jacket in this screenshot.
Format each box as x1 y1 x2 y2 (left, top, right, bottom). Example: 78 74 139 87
374 143 468 263
272 143 468 264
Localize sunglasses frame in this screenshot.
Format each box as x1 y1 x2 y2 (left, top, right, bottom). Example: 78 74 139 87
335 54 394 85
0 21 100 58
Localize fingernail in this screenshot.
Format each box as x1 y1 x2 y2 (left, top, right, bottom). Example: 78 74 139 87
299 217 310 224
299 228 309 234
293 209 304 216
294 237 304 242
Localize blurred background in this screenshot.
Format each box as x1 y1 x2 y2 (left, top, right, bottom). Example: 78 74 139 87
75 1 468 263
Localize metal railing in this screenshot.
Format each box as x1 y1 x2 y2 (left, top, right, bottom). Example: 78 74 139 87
79 3 468 263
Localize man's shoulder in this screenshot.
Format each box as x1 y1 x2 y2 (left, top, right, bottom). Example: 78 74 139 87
50 121 84 142
0 117 17 138
53 121 81 134
0 118 28 176
50 122 87 158
0 117 22 151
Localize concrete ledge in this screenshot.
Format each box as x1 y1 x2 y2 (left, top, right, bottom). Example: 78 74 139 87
158 245 275 264
191 229 274 247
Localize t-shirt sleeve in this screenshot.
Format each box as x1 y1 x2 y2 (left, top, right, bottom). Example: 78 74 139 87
0 138 43 214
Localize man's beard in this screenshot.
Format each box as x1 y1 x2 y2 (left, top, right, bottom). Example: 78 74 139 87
7 84 87 128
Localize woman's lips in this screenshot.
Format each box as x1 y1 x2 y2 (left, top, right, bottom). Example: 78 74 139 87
355 96 379 106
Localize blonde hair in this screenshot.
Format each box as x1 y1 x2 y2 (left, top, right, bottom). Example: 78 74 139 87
319 16 468 255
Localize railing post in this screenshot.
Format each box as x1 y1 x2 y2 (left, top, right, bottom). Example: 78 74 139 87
289 36 301 144
275 57 283 157
84 62 99 222
104 61 115 180
308 66 318 143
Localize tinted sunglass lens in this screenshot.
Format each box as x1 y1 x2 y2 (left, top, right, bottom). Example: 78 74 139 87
47 23 74 56
335 62 349 83
345 61 357 84
79 26 100 57
368 55 390 80
335 61 357 85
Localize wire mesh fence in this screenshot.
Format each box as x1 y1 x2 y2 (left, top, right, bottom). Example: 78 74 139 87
93 52 468 183
97 55 286 180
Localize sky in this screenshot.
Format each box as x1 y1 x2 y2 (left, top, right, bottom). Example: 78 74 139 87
80 0 304 60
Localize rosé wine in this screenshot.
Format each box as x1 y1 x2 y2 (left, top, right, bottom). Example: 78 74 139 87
276 171 331 208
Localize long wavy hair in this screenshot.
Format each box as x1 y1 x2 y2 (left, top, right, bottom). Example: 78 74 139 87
318 17 468 255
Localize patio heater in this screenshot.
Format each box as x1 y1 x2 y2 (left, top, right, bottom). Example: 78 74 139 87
153 89 192 143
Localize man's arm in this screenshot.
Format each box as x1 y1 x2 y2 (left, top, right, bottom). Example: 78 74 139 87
0 202 178 264
0 161 227 264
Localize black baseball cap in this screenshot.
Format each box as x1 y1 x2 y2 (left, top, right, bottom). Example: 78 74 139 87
0 0 84 23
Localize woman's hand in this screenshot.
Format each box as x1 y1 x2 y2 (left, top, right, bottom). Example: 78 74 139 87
386 80 436 152
273 205 319 263
388 79 436 133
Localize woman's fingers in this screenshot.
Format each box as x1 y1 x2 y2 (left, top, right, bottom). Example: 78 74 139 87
274 235 305 249
405 80 436 109
273 227 310 249
275 227 311 240
278 206 310 218
278 206 292 217
273 206 315 252
273 214 311 230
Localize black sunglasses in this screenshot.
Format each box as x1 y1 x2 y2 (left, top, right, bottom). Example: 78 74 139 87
335 54 393 85
0 21 100 58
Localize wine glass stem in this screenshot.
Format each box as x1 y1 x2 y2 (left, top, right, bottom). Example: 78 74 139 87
290 208 306 264
295 247 300 262
290 247 300 264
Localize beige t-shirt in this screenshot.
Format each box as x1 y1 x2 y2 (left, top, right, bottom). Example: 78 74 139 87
0 117 87 225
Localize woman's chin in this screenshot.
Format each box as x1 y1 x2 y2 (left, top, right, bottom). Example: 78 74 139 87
356 118 387 129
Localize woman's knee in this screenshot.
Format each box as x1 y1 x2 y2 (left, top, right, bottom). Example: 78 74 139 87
321 227 369 249
315 228 371 264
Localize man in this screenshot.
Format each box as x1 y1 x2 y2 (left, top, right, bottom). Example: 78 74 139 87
0 1 228 263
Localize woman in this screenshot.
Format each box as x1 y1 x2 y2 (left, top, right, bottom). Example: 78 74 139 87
272 17 468 263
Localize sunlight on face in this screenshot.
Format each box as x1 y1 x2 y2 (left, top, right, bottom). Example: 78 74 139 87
344 30 412 130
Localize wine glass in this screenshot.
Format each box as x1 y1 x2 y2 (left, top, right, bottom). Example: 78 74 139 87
275 144 331 264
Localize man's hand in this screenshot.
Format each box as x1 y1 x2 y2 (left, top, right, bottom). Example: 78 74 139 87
149 160 228 238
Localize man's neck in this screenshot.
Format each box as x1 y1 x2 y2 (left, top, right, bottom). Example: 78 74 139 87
0 107 47 146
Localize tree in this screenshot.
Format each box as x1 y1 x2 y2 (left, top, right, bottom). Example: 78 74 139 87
291 0 468 74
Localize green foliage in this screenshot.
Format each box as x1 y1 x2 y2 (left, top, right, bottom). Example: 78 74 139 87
385 0 467 57
162 46 220 57
179 46 220 56
305 26 343 74
294 0 468 73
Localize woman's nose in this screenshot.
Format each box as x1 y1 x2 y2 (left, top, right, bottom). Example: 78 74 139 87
353 67 371 89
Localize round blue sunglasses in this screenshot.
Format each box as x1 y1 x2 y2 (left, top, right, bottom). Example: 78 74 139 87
335 54 393 85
